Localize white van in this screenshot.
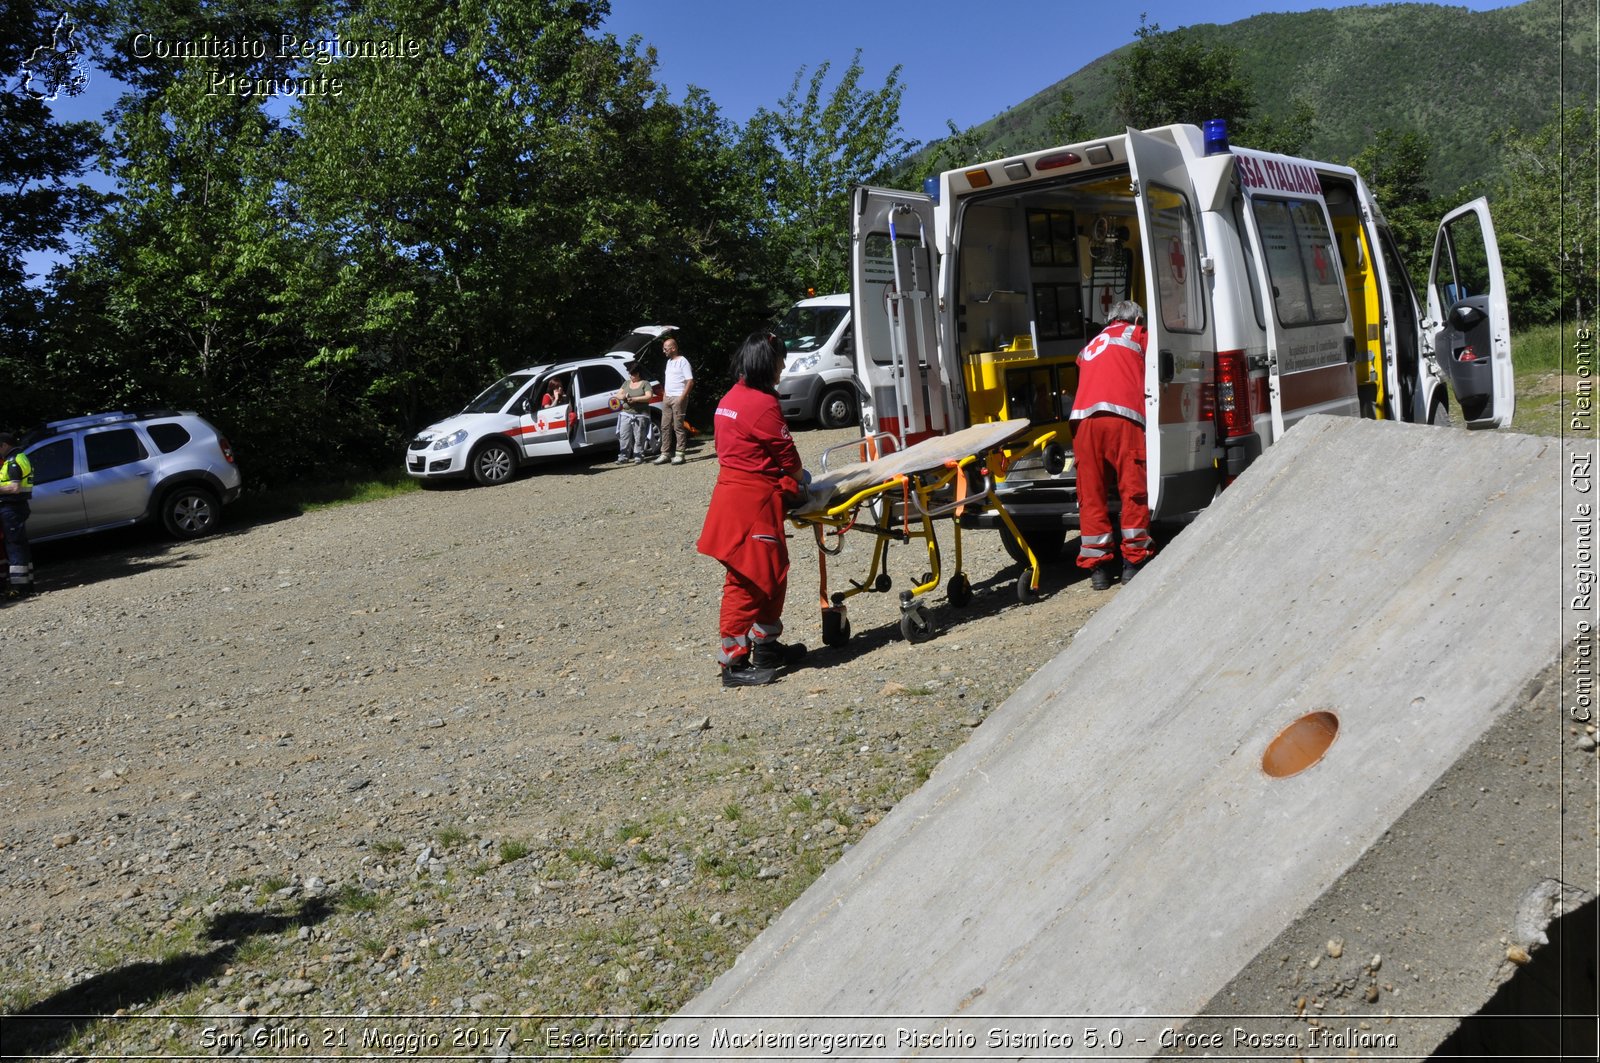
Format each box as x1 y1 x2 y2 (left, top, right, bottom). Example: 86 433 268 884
850 121 1514 557
774 293 861 427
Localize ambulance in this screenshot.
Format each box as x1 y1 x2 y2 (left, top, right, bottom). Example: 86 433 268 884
850 121 1514 559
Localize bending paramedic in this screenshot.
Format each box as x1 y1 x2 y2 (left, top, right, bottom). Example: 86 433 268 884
1070 300 1154 590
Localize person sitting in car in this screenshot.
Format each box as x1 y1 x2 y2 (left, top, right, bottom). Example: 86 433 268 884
541 379 569 409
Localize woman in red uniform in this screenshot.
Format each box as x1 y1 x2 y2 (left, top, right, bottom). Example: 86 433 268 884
696 332 809 687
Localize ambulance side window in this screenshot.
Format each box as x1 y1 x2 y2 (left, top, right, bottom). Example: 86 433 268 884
1233 197 1266 330
1149 185 1205 333
1252 197 1346 327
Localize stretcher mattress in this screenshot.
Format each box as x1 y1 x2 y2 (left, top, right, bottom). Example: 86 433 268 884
794 418 1031 515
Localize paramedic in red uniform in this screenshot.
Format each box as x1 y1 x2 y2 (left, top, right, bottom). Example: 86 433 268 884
696 332 809 687
1071 300 1154 590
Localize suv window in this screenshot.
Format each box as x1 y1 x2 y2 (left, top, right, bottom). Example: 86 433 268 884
28 438 75 485
85 428 149 471
578 364 622 394
146 422 192 453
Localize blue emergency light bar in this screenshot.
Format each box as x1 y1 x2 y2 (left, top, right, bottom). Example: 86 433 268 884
1203 118 1231 156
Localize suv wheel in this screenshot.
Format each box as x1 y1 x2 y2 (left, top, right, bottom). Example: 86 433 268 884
161 485 221 539
471 440 517 485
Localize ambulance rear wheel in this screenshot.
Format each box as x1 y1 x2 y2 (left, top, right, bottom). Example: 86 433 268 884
1016 568 1038 603
947 573 972 608
899 606 936 644
821 610 851 647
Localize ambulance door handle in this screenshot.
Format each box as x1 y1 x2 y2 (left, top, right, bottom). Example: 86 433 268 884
1343 336 1357 364
1158 349 1175 384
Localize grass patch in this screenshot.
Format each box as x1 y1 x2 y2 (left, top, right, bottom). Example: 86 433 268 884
565 845 617 872
335 885 384 913
617 823 650 843
788 794 814 814
372 839 405 856
721 804 743 822
232 471 419 523
498 839 530 863
434 826 468 849
1511 323 1593 439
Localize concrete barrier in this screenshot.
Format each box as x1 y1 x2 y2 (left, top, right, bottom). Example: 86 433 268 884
639 416 1592 1060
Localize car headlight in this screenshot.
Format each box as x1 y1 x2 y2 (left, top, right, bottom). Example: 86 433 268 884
432 429 469 450
787 354 820 374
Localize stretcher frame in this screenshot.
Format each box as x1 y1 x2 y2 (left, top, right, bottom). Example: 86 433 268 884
790 423 1056 645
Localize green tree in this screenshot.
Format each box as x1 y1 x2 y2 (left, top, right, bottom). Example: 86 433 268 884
747 51 914 295
1046 87 1092 145
0 2 101 427
1349 128 1437 290
1112 17 1254 132
1491 106 1597 327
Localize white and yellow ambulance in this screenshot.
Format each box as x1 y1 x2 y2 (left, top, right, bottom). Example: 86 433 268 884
850 121 1514 558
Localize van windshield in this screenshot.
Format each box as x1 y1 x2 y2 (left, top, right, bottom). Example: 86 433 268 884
774 305 847 353
462 373 535 414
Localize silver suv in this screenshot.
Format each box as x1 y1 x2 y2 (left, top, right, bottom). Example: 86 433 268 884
20 410 243 542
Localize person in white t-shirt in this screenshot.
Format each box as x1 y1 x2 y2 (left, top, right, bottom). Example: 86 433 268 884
655 335 695 465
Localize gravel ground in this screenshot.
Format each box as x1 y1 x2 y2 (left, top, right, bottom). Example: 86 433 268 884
0 425 1110 1059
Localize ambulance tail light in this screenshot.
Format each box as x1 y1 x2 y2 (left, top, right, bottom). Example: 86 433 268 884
1216 350 1252 438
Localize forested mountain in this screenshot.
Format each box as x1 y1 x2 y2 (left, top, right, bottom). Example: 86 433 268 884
962 0 1588 194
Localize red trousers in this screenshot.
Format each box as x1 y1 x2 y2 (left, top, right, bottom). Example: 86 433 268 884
717 551 787 662
1073 413 1153 568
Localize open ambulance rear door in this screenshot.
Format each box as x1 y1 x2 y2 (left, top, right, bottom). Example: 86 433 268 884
851 186 952 451
1425 198 1514 429
1125 128 1216 519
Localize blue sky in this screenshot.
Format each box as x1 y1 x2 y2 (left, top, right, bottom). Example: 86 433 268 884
601 0 1528 147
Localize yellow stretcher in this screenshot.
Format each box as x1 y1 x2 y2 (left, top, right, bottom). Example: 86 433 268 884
789 418 1053 645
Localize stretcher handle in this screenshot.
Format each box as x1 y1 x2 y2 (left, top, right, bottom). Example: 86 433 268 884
819 431 897 473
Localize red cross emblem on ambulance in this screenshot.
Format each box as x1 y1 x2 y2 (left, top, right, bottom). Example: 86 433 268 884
1100 286 1113 318
1313 244 1330 284
1168 237 1186 284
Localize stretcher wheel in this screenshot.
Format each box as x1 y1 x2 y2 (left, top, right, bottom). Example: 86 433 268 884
821 609 851 647
947 573 972 607
899 605 937 644
874 573 892 593
1016 568 1038 603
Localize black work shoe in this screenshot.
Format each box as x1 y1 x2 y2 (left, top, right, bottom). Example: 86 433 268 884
1121 560 1145 585
1089 564 1117 591
721 658 779 687
749 641 806 670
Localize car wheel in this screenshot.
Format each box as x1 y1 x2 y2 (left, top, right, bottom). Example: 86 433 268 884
471 441 517 485
817 386 858 429
161 485 221 539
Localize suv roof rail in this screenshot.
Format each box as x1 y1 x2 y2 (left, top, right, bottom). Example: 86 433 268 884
45 409 186 432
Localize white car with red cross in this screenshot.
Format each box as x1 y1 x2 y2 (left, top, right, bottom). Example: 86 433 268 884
405 327 673 486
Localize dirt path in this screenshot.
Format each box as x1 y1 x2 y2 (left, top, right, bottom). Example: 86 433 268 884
0 425 1109 1058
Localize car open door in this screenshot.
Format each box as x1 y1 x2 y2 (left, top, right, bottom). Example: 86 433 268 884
1125 128 1216 520
1425 198 1514 429
851 185 950 450
520 378 579 459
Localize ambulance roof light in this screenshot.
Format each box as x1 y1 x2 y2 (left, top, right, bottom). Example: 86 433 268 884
1203 118 1231 156
923 176 939 203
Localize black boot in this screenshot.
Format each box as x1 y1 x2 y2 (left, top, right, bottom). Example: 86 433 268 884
722 657 779 687
1121 559 1145 585
1089 564 1117 591
749 640 806 670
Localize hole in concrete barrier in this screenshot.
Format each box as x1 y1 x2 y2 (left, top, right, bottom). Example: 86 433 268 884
1262 711 1339 778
